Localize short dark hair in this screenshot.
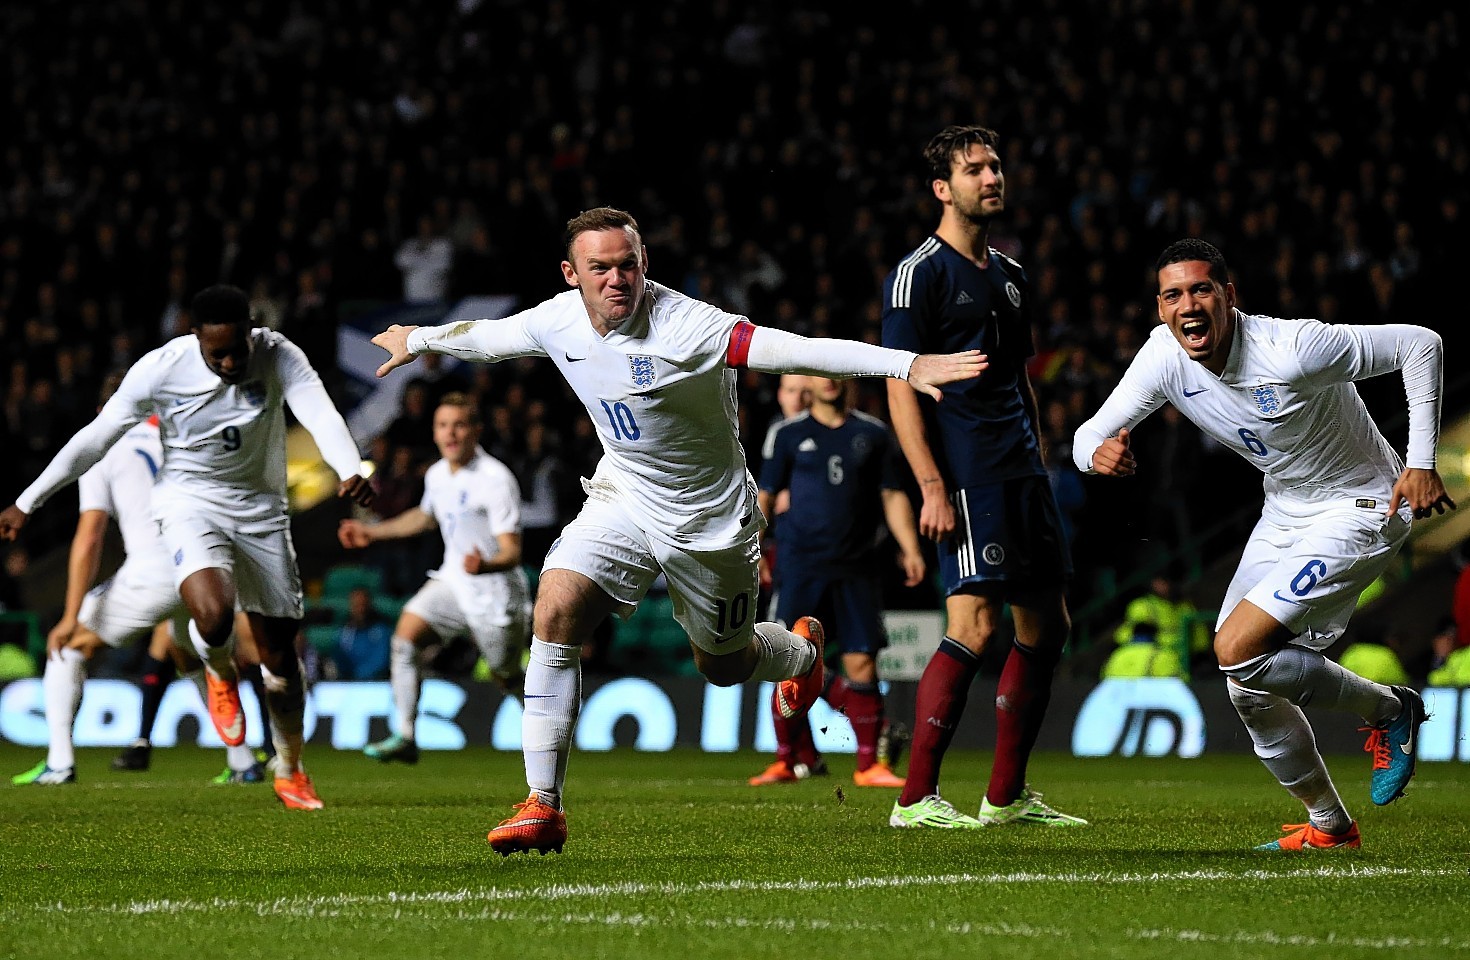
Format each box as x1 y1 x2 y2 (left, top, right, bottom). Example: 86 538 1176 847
564 206 642 263
923 125 1001 182
190 284 251 328
1155 239 1230 287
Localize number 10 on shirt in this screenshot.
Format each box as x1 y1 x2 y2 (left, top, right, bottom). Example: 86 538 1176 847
599 400 641 441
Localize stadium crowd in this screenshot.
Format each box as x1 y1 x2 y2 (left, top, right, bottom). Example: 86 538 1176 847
0 1 1465 674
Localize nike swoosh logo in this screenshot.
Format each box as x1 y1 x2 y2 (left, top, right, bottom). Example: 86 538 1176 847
565 353 587 362
1272 590 1305 605
522 694 554 699
1400 732 1414 755
1182 387 1208 397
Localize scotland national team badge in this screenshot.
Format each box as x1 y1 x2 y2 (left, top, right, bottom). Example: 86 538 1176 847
982 543 1005 566
239 381 266 408
1250 384 1281 415
1004 282 1021 308
629 355 656 388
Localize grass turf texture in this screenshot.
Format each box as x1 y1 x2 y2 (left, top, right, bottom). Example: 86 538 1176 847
1 745 1465 960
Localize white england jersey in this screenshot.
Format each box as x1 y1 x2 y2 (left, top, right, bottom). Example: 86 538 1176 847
421 446 523 583
17 329 362 522
410 281 756 547
1073 312 1442 521
76 419 164 559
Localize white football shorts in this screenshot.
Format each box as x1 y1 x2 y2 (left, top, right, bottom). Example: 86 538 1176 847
78 551 184 647
1220 503 1411 651
403 573 532 675
542 495 762 656
158 506 303 620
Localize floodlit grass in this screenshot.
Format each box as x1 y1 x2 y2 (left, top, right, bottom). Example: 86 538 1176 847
1 744 1465 960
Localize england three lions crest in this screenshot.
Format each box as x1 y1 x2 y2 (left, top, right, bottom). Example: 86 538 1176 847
629 355 657 388
1250 384 1281 415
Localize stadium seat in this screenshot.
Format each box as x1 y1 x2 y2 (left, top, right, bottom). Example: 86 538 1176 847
322 564 384 600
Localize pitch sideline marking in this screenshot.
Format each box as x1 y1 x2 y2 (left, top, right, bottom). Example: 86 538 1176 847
33 900 1470 952
25 865 1462 919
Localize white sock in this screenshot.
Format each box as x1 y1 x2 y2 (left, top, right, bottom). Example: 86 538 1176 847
1228 682 1351 834
745 622 817 681
260 660 305 775
225 743 257 771
389 636 420 740
521 637 580 809
1223 645 1399 724
188 620 237 680
44 648 85 771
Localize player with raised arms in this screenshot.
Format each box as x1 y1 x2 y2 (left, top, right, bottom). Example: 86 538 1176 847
370 206 987 855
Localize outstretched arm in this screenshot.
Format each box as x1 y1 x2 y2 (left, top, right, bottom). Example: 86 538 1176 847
338 507 436 548
374 311 546 379
738 324 986 397
2 405 140 539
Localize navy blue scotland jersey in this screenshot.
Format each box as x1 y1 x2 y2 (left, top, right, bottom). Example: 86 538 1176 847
881 236 1044 486
759 410 904 576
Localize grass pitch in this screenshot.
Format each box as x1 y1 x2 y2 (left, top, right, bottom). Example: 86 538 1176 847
1 744 1465 960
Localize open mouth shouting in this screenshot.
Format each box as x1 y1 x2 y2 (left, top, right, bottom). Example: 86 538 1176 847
1179 317 1210 351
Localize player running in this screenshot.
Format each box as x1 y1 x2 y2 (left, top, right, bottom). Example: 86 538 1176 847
370 206 986 855
1 284 374 809
10 400 260 786
1074 238 1451 850
338 391 532 765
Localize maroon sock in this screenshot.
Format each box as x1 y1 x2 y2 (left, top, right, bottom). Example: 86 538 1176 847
792 718 820 769
986 639 1059 807
833 678 883 771
898 638 981 806
770 686 802 765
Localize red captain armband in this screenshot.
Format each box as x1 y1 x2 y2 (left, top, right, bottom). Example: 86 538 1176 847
727 320 757 369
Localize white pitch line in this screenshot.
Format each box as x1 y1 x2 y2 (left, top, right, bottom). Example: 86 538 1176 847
23 865 1461 920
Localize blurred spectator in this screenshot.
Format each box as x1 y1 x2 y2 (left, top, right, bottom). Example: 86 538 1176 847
365 443 431 595
384 381 436 466
0 545 37 674
1453 542 1470 649
1111 573 1210 670
395 215 454 305
1100 623 1187 679
1428 618 1470 687
513 421 575 567
331 587 392 681
1337 634 1410 687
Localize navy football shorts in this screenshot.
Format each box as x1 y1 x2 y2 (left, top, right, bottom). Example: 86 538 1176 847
937 474 1072 596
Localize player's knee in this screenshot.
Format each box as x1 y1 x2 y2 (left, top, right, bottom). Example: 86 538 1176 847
532 598 580 644
192 610 233 647
1225 679 1272 716
692 647 748 686
70 631 105 659
1213 629 1250 669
